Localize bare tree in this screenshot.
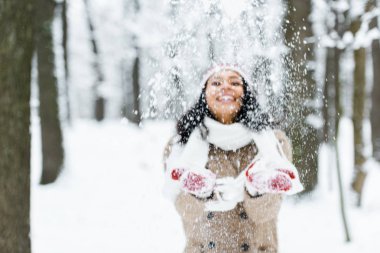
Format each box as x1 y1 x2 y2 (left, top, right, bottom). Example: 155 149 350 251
318 1 351 241
84 0 105 121
62 0 69 81
122 0 142 124
131 50 142 123
35 0 65 184
0 0 34 251
369 0 380 161
121 50 142 124
284 0 320 193
333 46 351 242
351 11 367 207
333 6 351 241
61 0 72 124
131 0 142 124
321 0 339 191
323 45 336 144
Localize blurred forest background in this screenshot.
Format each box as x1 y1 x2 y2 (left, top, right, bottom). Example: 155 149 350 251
1 0 380 252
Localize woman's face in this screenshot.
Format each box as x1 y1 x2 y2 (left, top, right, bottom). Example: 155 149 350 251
205 69 244 124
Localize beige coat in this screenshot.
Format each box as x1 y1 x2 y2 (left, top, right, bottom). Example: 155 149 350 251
163 130 292 253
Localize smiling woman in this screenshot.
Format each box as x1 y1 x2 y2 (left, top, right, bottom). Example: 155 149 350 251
162 64 303 253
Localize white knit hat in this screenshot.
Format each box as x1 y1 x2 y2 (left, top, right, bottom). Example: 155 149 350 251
199 63 256 91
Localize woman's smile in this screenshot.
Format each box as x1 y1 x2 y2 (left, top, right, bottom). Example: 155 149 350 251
217 94 236 103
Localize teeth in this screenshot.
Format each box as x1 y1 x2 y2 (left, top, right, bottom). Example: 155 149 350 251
220 96 234 102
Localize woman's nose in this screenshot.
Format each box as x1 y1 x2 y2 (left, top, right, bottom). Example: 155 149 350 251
220 80 231 90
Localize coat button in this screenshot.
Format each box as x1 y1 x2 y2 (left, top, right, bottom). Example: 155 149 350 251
208 241 216 249
207 212 214 220
240 212 248 220
241 243 250 251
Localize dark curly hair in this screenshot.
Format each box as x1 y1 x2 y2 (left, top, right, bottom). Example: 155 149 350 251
176 79 274 144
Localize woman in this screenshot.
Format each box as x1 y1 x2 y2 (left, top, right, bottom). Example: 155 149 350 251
163 64 303 253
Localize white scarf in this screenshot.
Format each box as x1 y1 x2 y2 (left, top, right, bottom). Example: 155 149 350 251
170 117 253 170
163 117 303 210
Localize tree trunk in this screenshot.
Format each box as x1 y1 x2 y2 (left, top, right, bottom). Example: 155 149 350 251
334 37 351 242
369 0 380 161
36 0 65 185
351 17 367 207
121 0 143 122
323 47 336 143
0 0 34 251
62 0 69 80
130 54 142 123
284 0 320 193
334 48 351 241
62 0 72 124
83 0 105 121
372 48 380 161
323 44 336 190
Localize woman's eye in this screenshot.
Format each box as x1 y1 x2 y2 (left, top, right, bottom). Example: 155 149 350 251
212 81 221 86
232 82 242 86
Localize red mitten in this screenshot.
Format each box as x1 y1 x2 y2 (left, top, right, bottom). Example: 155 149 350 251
245 165 292 195
179 169 216 198
170 168 185 180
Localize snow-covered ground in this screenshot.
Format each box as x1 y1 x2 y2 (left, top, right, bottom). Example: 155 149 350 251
31 117 380 253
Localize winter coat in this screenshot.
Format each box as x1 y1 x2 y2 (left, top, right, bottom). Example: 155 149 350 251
163 130 293 253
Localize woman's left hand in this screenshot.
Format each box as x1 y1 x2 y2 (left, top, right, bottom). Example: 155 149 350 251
245 166 293 196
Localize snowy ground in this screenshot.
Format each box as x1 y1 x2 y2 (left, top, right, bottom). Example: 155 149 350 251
31 118 380 253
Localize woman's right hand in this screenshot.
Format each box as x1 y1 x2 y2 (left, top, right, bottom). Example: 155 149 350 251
170 168 216 198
